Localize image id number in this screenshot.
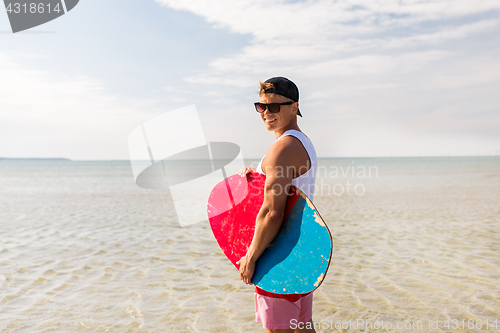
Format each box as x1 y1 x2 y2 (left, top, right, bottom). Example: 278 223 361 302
6 3 62 14
443 319 498 330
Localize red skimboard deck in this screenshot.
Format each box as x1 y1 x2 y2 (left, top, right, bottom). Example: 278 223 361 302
207 172 333 294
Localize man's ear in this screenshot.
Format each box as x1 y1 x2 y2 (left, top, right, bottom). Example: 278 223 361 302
293 102 299 115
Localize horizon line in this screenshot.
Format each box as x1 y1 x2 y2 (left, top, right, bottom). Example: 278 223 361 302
1 154 500 162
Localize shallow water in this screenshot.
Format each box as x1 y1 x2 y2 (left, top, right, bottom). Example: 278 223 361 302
1 157 499 332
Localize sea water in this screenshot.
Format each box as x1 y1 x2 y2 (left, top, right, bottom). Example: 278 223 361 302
0 157 499 332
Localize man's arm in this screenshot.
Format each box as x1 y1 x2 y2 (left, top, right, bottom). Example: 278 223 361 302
237 139 296 285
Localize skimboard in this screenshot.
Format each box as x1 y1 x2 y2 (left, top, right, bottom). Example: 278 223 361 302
207 172 333 294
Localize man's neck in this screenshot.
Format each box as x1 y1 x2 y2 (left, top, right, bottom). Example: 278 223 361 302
275 124 301 139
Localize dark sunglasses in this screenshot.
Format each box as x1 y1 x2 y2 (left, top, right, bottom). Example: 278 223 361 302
254 101 294 113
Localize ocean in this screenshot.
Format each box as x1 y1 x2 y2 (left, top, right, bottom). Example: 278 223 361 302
1 157 499 332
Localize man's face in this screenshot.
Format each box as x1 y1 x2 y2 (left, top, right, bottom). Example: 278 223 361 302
259 93 297 132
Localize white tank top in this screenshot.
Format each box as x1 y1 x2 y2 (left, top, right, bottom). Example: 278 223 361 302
256 130 317 200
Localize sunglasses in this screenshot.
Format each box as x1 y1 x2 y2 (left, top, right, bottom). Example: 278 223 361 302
254 101 294 113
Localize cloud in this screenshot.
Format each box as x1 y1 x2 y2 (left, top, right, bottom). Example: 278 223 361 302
162 86 190 103
0 51 162 159
4 1 497 159
152 0 500 157
295 50 452 77
155 0 500 84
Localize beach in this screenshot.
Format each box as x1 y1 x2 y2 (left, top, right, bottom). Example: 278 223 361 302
1 157 499 332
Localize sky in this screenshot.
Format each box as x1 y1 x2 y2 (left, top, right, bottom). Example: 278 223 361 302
1 0 499 160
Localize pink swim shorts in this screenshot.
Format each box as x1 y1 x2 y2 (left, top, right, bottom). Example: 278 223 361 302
255 292 313 330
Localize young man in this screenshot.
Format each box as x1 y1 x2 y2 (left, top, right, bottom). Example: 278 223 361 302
237 77 318 333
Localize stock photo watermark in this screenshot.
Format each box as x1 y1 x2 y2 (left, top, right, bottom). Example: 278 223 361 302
291 318 499 331
3 0 79 33
128 105 245 227
315 163 379 196
128 105 379 227
248 162 379 197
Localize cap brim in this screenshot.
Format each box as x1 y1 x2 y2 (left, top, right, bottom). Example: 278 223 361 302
297 109 302 117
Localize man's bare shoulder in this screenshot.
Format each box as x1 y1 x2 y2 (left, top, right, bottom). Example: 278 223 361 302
265 137 295 161
264 135 307 168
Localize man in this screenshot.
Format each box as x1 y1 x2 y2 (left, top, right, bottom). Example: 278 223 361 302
237 77 318 333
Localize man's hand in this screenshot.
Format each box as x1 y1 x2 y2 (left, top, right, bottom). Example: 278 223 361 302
236 256 255 285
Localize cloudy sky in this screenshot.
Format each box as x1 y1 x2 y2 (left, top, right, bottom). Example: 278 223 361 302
1 0 499 160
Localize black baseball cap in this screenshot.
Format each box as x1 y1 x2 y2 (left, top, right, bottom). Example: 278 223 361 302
263 77 302 117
